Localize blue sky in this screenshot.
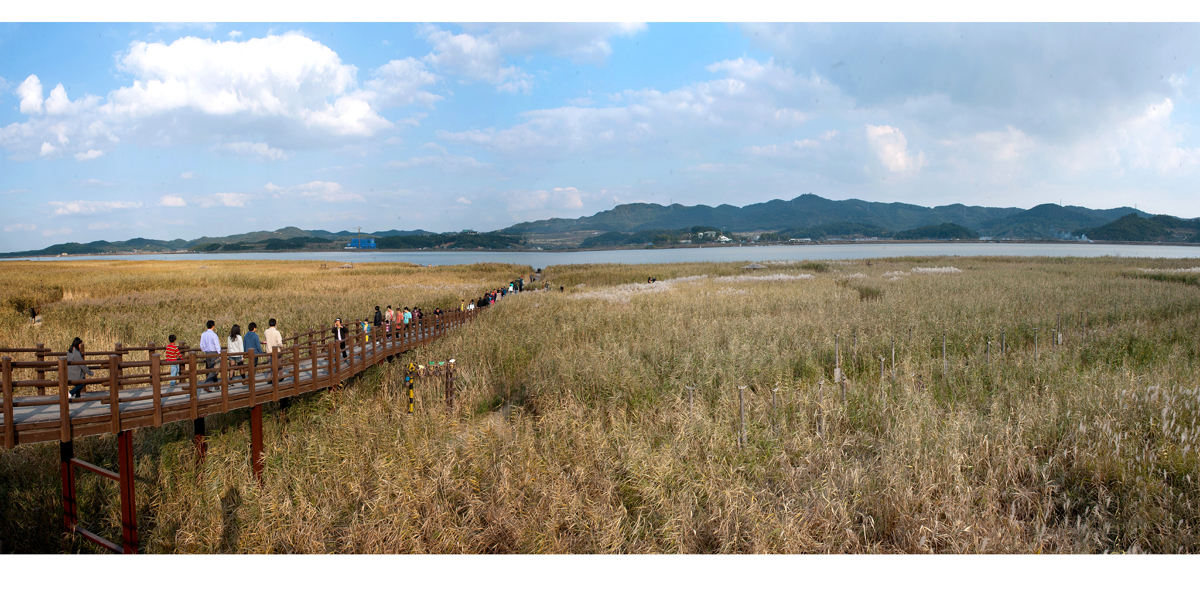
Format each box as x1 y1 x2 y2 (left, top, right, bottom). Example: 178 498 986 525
2 21 1200 251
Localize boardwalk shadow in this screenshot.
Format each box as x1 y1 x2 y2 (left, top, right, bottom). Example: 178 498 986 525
219 487 241 552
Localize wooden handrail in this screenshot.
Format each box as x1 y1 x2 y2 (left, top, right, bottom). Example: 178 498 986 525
1 307 488 448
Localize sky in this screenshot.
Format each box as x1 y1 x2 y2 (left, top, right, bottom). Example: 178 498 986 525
2 18 1200 251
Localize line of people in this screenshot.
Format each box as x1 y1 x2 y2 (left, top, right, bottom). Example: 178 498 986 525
61 287 518 399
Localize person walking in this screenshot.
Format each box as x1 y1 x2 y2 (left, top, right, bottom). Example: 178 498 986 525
244 322 262 372
66 337 93 398
228 324 244 380
373 306 384 333
164 334 181 387
264 318 283 383
385 305 394 338
200 320 221 384
333 318 348 359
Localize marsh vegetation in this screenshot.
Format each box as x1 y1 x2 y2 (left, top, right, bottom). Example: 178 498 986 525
2 256 1199 553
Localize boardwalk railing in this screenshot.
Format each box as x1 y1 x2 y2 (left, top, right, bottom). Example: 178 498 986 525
0 306 488 553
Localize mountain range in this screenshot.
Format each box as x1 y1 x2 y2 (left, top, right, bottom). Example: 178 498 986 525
499 194 1152 240
2 194 1192 257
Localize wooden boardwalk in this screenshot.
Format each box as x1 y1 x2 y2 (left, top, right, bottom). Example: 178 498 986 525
0 307 485 552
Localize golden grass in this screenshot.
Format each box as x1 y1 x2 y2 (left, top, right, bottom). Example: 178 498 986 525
2 255 1199 553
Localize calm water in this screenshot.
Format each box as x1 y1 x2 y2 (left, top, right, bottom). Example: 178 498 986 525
9 243 1200 270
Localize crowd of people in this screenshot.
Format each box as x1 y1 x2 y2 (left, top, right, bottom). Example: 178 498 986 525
63 276 541 398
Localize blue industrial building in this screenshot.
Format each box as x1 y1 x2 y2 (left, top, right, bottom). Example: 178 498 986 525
345 238 377 249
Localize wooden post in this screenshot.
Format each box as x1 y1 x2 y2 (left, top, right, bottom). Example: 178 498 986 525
117 429 137 554
36 342 47 395
738 386 747 448
1001 330 1006 355
987 340 991 365
1034 328 1039 361
685 385 695 412
891 338 896 384
220 349 229 413
60 440 76 532
347 332 355 377
293 345 300 397
879 357 885 403
58 358 70 443
194 417 206 464
2 356 14 449
247 349 257 402
108 355 120 435
150 353 162 427
188 353 199 421
271 347 280 405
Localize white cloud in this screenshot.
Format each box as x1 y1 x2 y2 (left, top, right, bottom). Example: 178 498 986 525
456 196 471 204
438 57 834 159
1119 98 1200 173
3 188 30 195
504 187 584 212
17 75 43 115
422 26 533 94
217 141 288 161
74 149 105 161
366 58 441 107
180 171 197 179
198 192 251 208
88 222 118 230
48 200 142 215
229 30 242 39
264 181 364 203
159 194 187 207
1 33 439 161
75 179 114 187
866 125 926 174
3 223 36 232
386 153 492 174
42 227 72 237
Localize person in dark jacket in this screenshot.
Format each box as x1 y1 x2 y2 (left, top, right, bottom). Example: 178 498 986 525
244 322 263 368
66 337 93 398
373 306 383 329
332 318 349 359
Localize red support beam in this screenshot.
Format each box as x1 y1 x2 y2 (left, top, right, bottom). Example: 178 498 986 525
117 429 137 554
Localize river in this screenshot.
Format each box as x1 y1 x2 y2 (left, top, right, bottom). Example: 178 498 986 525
8 242 1200 270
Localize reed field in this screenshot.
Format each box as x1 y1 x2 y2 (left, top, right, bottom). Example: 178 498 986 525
2 255 1200 553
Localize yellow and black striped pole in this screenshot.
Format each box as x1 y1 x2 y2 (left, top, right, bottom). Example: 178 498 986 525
405 363 416 414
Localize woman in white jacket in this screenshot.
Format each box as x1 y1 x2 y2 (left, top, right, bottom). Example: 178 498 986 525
228 324 245 380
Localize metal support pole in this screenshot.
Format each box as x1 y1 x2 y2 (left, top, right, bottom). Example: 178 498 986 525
117 429 137 554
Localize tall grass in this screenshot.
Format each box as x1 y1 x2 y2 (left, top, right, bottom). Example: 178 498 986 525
2 255 1199 553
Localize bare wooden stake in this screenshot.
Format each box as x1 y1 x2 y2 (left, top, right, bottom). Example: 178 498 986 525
817 381 825 438
890 338 895 384
771 387 779 436
685 385 695 413
737 386 747 448
942 332 947 378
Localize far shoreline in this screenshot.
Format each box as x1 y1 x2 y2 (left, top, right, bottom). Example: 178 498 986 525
5 238 1200 261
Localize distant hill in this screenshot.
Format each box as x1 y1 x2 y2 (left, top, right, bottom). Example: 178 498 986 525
1075 213 1200 243
501 194 1148 240
894 222 980 240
